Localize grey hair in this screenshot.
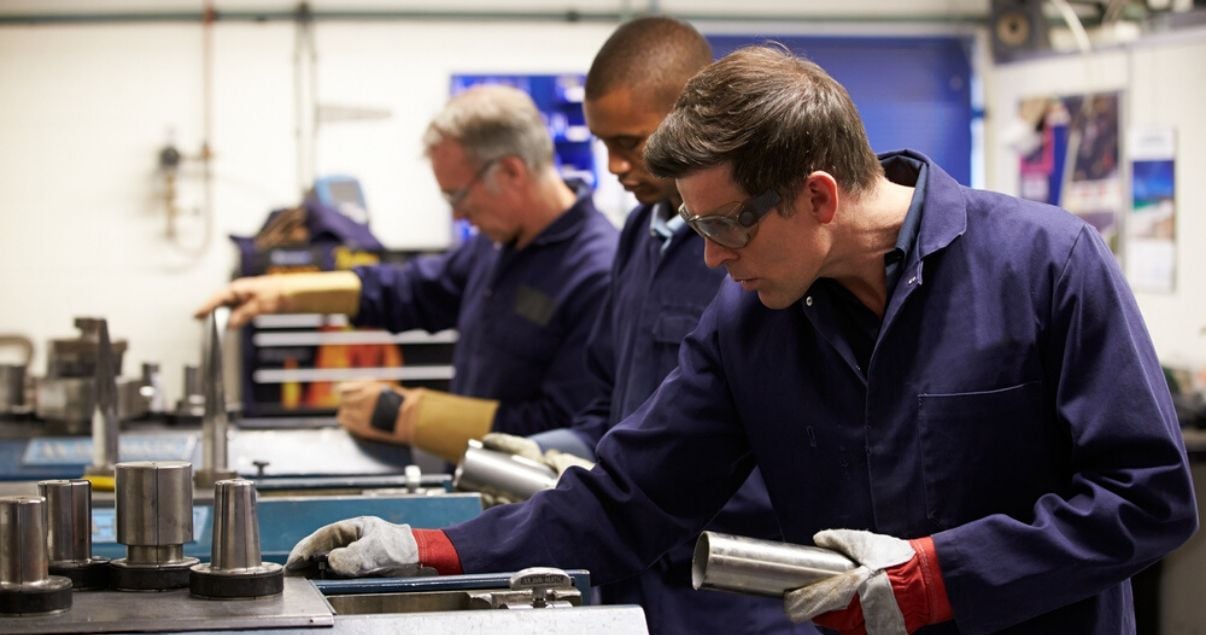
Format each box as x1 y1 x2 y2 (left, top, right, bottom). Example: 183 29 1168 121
423 84 554 171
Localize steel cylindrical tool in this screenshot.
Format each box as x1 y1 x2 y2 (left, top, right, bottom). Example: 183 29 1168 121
190 479 283 598
38 479 109 589
110 461 200 590
692 531 857 597
0 496 73 614
453 440 558 502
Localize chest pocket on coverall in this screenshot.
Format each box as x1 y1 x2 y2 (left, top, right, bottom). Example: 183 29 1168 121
918 380 1052 529
651 306 704 380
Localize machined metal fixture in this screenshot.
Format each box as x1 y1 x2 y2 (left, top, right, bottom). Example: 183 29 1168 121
453 440 558 502
83 319 120 479
37 479 109 590
109 461 200 590
0 495 73 615
190 479 283 599
195 307 236 488
691 531 856 597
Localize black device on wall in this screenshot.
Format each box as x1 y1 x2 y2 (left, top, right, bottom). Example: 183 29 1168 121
990 0 1052 62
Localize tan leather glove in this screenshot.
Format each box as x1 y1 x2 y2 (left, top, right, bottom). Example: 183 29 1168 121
194 271 362 328
337 380 407 443
338 382 500 463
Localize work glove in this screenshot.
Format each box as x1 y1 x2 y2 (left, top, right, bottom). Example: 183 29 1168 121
784 529 951 635
285 516 420 578
194 271 362 328
481 432 595 475
337 380 410 443
474 432 595 507
337 381 500 463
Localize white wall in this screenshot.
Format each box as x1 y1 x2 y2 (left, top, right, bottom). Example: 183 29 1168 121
984 28 1206 370
0 18 617 397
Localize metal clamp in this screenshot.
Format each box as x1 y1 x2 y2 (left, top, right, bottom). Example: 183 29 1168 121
467 567 579 609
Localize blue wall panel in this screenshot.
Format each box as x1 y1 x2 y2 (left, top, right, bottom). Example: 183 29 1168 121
708 36 974 185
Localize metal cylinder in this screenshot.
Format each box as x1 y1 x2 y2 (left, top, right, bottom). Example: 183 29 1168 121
189 479 282 599
0 495 73 614
453 441 558 502
37 479 110 590
211 479 261 571
0 496 49 585
116 461 193 552
38 480 92 563
691 531 856 597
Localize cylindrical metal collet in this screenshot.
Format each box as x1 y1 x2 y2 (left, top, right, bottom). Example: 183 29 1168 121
692 531 857 597
190 479 283 599
38 479 110 589
0 496 73 614
109 461 200 590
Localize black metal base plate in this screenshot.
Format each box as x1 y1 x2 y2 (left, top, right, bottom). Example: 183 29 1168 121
0 576 73 614
110 557 199 591
189 563 284 599
50 557 111 591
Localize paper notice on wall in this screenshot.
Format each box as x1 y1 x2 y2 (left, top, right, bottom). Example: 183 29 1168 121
1017 92 1123 254
1126 127 1176 292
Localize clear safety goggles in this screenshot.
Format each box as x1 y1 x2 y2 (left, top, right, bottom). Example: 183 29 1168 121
677 189 781 249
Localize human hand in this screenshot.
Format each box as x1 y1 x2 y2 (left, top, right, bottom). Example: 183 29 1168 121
337 381 417 445
784 529 951 635
285 516 420 578
193 271 362 329
481 432 595 476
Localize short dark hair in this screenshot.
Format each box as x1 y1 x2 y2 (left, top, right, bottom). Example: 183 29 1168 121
585 16 713 113
645 45 882 205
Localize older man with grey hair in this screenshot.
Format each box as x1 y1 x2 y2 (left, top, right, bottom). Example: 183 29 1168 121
196 85 618 461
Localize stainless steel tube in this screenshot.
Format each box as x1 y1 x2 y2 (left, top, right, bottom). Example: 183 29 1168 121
38 479 92 563
453 440 558 501
0 496 49 585
115 461 193 553
211 479 261 570
692 531 856 597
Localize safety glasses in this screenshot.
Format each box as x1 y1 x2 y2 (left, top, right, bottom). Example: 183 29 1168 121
677 189 781 249
442 159 498 209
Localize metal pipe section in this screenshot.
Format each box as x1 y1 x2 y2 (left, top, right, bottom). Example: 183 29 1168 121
88 319 120 476
0 496 49 585
196 307 235 487
453 440 558 502
211 479 261 570
691 531 856 597
115 461 193 557
38 479 92 563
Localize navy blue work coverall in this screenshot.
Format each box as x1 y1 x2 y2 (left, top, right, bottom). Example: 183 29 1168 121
444 152 1198 633
566 202 814 634
351 188 618 437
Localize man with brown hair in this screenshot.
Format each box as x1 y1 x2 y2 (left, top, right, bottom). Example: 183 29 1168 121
288 46 1195 634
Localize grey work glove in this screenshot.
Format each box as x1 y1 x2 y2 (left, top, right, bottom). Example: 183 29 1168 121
477 433 595 508
784 529 916 635
285 516 420 577
481 432 595 475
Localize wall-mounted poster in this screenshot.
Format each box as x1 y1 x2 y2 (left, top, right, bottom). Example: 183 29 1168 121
1017 92 1122 254
1126 127 1176 292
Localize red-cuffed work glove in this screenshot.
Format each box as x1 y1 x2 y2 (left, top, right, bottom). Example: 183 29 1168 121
784 530 952 635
